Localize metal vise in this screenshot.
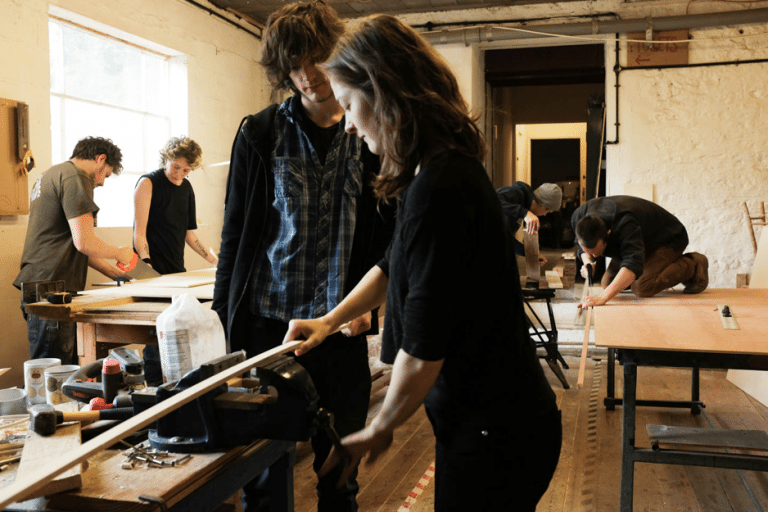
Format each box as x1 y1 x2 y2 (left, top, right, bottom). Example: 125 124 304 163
131 351 321 452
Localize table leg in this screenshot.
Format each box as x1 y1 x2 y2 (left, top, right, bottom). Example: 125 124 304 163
691 366 701 415
77 323 96 367
605 347 617 410
620 360 637 512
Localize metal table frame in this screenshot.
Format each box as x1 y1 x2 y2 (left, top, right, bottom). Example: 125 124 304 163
614 348 768 511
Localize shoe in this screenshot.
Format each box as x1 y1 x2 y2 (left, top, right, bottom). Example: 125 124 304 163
683 252 708 294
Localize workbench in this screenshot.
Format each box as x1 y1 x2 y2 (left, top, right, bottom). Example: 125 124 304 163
4 438 295 511
594 288 768 511
22 270 215 365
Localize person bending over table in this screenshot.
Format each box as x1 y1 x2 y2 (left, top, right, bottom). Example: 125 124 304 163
132 136 218 386
283 14 561 512
497 181 562 263
14 137 134 364
572 195 708 308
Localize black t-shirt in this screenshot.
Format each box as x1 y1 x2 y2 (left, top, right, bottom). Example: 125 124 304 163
138 169 197 275
378 151 557 429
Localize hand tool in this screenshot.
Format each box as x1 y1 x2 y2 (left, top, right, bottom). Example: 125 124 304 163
63 348 145 403
117 253 161 280
132 350 336 452
46 292 72 304
29 404 134 436
577 265 594 388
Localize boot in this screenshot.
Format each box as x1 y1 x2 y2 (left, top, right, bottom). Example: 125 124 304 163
683 252 708 294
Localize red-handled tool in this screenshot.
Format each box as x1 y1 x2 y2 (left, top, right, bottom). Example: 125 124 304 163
116 253 160 280
117 253 138 272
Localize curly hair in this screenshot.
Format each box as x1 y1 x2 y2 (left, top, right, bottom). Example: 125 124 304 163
159 137 202 169
324 14 486 201
70 137 123 174
259 1 345 94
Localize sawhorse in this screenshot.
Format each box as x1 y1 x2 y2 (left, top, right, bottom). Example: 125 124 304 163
522 287 570 389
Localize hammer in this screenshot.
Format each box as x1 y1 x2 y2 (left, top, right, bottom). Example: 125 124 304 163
29 404 134 436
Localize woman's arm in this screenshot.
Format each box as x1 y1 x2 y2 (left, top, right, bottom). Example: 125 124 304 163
283 265 388 356
319 348 444 487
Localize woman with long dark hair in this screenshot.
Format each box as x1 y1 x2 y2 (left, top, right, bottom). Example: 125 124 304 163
284 14 561 511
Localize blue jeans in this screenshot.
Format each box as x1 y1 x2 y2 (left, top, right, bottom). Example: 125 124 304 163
21 301 76 365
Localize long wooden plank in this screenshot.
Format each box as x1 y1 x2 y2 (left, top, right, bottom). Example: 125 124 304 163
524 231 540 284
0 341 302 509
15 423 82 501
577 306 593 389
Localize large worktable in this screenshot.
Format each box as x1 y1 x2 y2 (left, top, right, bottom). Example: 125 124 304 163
23 269 215 365
594 288 768 511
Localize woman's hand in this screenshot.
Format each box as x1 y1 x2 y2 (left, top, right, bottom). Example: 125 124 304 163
341 311 371 337
282 317 334 356
318 423 394 489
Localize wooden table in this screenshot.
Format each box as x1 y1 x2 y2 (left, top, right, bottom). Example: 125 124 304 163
594 288 768 511
5 439 294 511
23 270 215 365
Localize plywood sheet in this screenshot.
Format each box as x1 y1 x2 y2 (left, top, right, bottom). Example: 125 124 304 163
594 302 768 355
726 232 768 407
608 288 768 306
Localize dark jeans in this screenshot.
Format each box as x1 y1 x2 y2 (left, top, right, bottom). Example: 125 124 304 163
603 245 695 297
240 316 372 512
430 407 562 512
21 301 76 365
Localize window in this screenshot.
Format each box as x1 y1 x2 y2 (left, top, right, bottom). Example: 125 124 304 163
49 7 188 226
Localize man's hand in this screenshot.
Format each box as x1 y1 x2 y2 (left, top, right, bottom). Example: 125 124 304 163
579 294 607 308
523 211 540 235
117 246 135 267
318 424 394 489
580 262 595 280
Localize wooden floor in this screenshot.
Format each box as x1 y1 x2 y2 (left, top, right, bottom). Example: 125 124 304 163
293 356 768 512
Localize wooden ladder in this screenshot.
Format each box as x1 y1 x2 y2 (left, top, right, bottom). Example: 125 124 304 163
744 201 767 253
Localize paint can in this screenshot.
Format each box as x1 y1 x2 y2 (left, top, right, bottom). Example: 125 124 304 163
45 364 80 405
23 358 61 405
0 388 27 415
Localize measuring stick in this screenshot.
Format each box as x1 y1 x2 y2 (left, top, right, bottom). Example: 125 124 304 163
576 266 594 388
577 307 593 389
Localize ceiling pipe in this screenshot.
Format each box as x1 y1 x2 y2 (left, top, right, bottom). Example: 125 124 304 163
420 7 768 45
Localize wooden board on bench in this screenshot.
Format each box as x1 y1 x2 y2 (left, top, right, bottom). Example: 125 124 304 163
647 424 768 452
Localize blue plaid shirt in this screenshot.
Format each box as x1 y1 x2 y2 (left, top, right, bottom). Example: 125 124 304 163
249 95 363 322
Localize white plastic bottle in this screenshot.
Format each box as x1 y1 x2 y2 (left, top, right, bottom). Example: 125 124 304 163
155 294 226 383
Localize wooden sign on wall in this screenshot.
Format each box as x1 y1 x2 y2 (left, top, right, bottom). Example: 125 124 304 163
0 97 30 215
626 30 690 68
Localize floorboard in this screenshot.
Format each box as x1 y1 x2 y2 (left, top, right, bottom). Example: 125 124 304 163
292 356 768 511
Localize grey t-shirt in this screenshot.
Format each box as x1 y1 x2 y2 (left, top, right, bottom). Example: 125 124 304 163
14 161 99 292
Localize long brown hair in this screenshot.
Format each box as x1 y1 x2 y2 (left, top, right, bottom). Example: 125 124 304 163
324 14 486 200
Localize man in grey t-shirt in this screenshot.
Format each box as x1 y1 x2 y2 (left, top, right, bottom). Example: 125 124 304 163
14 137 134 364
